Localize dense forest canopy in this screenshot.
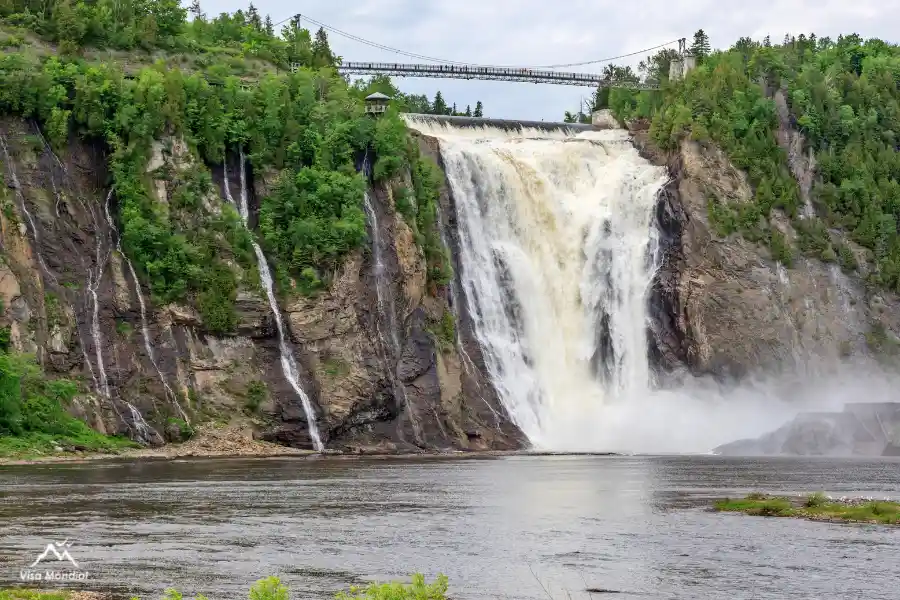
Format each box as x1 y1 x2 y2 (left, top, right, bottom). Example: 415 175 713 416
588 30 900 293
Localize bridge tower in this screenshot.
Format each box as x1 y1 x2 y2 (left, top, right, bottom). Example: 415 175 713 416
668 37 696 81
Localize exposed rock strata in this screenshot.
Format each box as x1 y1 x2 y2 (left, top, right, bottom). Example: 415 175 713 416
634 127 900 380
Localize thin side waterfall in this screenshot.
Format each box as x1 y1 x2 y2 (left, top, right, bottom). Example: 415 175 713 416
87 198 111 399
0 133 56 285
103 191 188 423
362 192 401 353
362 192 420 441
126 401 160 445
404 118 668 450
227 153 323 451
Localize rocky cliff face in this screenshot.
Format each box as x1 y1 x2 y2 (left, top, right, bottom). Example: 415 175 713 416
637 129 900 381
0 116 522 452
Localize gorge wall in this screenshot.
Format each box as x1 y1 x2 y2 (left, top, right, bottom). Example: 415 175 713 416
637 126 900 381
0 115 520 453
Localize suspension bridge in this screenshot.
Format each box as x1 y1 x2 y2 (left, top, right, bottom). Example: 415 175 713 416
332 62 660 89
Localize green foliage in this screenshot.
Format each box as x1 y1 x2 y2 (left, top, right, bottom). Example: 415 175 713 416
115 319 133 338
0 590 71 600
0 348 136 457
716 493 900 524
336 573 450 600
249 576 289 600
805 492 827 507
322 357 349 378
402 145 453 291
258 166 367 292
602 31 900 291
429 310 456 353
166 417 193 441
769 228 794 266
244 380 266 413
865 323 900 356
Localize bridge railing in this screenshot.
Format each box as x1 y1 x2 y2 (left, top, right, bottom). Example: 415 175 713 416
334 62 658 90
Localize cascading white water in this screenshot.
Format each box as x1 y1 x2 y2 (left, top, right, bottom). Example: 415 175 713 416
225 153 324 451
0 133 55 284
362 192 401 353
102 191 188 423
126 401 159 445
362 192 421 441
87 197 111 399
404 118 668 450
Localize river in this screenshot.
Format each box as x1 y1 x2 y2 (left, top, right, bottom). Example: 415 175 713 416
1 455 898 599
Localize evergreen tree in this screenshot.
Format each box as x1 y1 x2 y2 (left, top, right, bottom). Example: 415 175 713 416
189 0 205 20
432 91 447 115
264 15 274 36
311 27 335 67
473 100 483 118
451 102 457 116
465 105 472 117
247 3 262 31
691 29 711 61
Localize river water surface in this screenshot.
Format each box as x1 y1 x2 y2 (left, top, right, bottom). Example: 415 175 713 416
1 455 898 599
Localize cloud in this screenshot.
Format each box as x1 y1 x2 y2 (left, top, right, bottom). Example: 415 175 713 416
212 0 900 120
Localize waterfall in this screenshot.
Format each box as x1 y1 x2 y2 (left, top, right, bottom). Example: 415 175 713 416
404 118 668 450
0 133 56 284
102 191 189 423
225 152 324 451
362 192 401 353
362 192 421 442
87 194 112 400
126 401 160 445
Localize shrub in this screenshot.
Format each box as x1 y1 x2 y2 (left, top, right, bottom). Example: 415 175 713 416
804 492 827 508
336 573 450 600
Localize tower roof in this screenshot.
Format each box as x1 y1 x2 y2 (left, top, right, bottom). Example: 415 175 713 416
365 92 391 101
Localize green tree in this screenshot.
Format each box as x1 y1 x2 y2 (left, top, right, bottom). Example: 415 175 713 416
432 91 447 115
473 100 483 117
311 27 335 68
691 29 711 61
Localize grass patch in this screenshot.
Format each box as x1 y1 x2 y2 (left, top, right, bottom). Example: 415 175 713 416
0 574 450 600
0 590 71 600
336 573 449 600
714 493 900 525
0 430 137 459
322 358 350 379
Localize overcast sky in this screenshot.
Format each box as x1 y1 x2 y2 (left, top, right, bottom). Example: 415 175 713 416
210 1 898 121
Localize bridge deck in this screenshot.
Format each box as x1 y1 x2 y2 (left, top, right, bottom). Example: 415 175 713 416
336 62 658 89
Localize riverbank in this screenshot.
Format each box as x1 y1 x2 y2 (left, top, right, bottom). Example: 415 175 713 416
1 575 446 600
0 422 623 465
0 423 313 465
0 590 108 600
714 493 900 525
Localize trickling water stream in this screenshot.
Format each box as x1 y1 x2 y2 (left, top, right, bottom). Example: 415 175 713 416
102 190 188 426
362 192 420 443
224 153 323 451
404 119 668 450
87 193 112 400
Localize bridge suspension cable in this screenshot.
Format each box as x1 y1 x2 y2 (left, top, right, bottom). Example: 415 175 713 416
294 13 681 70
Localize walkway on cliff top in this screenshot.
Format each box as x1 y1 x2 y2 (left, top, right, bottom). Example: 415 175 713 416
332 62 658 89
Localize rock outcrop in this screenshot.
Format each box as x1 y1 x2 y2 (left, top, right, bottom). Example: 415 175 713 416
635 128 900 380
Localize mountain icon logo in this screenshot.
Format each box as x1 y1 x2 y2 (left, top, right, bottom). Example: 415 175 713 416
29 540 79 568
